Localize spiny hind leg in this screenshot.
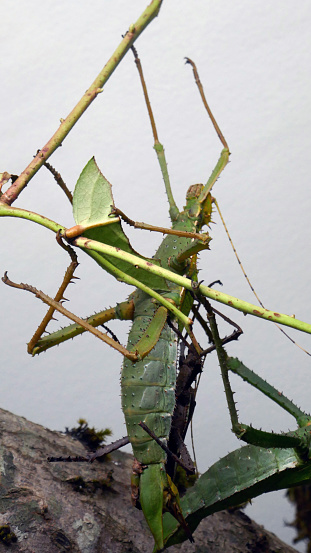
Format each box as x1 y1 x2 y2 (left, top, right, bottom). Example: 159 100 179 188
204 297 309 453
24 233 133 356
2 270 138 361
31 299 134 356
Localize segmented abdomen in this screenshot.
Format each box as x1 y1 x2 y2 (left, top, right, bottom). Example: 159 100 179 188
121 293 177 464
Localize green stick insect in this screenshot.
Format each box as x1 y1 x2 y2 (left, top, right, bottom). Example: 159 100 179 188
1 4 311 552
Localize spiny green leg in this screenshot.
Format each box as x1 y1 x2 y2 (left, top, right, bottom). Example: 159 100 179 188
4 246 191 361
162 435 311 549
131 46 179 222
227 357 311 428
31 300 134 356
2 272 138 361
204 299 309 453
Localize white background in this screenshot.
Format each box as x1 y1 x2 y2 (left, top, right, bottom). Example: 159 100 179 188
1 2 311 551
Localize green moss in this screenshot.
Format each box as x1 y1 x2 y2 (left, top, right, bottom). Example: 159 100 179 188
65 419 112 453
0 525 17 545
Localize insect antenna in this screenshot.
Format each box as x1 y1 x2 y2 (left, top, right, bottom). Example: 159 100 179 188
214 198 311 356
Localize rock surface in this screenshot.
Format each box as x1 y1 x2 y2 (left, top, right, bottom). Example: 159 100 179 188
0 407 299 553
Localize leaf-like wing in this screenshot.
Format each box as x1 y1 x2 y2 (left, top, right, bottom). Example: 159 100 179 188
162 440 311 548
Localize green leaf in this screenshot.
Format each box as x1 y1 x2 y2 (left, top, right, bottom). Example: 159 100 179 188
73 157 118 227
74 158 170 291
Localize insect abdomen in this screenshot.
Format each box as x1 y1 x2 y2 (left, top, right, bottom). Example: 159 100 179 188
121 294 177 464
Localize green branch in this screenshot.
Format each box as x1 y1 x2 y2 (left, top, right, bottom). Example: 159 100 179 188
0 0 163 206
2 201 309 335
0 204 63 234
74 234 311 334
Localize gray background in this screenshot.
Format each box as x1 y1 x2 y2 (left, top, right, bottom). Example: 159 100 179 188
1 2 311 551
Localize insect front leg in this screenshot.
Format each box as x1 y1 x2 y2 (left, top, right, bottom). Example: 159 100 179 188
131 45 179 223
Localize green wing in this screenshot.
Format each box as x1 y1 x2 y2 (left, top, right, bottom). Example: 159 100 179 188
162 430 311 548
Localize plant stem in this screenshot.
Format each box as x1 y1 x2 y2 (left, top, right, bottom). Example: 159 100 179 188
2 198 310 334
0 0 163 206
75 234 311 334
0 204 63 233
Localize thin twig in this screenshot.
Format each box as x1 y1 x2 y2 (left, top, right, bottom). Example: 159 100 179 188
139 421 195 474
44 161 73 204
